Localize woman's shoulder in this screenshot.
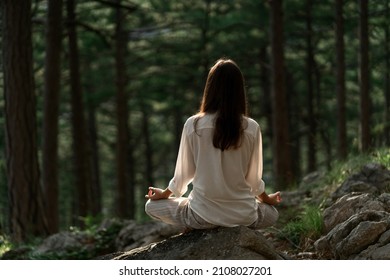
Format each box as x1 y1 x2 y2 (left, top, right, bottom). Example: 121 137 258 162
185 113 214 126
244 117 260 130
243 116 260 135
183 114 203 134
184 114 200 127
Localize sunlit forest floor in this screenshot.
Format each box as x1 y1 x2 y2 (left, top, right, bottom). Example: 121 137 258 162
262 212 321 260
1 148 389 260
262 147 390 260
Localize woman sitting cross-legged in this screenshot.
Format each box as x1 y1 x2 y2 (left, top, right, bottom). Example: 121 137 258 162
145 58 282 232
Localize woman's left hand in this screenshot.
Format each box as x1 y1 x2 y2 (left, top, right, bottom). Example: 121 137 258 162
145 187 172 200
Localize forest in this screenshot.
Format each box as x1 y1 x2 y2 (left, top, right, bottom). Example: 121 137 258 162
1 0 389 244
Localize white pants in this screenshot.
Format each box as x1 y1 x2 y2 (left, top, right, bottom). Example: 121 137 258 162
145 197 279 231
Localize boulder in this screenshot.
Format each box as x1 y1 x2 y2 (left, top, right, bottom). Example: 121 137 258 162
315 210 390 259
313 163 390 259
34 231 91 256
323 193 390 232
331 163 390 201
115 220 180 251
109 226 287 260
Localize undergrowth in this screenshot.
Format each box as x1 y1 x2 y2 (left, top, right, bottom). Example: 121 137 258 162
0 234 12 256
278 205 323 249
322 147 390 193
277 147 390 250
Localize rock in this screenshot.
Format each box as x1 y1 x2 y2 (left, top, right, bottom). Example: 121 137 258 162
34 232 86 255
299 171 324 190
323 193 390 232
110 226 287 260
315 210 390 259
331 163 390 201
315 163 390 259
278 190 311 208
33 218 131 259
115 220 181 251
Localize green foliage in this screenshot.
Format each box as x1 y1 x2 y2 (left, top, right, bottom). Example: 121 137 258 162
279 205 324 248
0 235 12 256
321 148 390 195
0 216 126 260
30 218 124 260
2 0 390 236
278 148 390 248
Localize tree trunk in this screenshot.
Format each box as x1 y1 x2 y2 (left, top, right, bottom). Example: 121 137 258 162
201 0 211 82
2 0 48 242
115 0 130 218
305 0 317 173
87 104 102 216
42 0 63 234
269 0 294 187
259 46 273 145
335 0 347 159
358 0 371 152
66 0 89 226
286 71 302 181
141 101 155 188
385 0 390 146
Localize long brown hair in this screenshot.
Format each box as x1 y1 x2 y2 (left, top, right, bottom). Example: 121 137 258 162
196 58 248 151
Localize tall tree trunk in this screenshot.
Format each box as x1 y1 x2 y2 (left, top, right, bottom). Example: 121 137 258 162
173 88 183 153
115 0 130 218
286 71 302 181
305 0 317 173
42 0 63 234
2 0 48 242
259 46 273 145
269 0 294 187
201 0 211 81
87 104 102 216
314 58 332 170
358 0 371 152
66 0 89 226
335 0 347 159
385 0 390 146
141 101 155 188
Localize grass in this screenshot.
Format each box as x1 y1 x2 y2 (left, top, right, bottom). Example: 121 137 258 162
277 147 390 250
278 205 323 248
307 147 390 198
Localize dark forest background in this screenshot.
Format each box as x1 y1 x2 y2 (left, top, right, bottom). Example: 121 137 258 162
1 0 389 243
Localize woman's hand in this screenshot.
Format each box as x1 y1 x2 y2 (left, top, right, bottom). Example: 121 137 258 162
259 191 282 206
267 191 282 205
145 187 172 200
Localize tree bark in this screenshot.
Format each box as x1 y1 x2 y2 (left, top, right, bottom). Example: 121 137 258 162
269 0 294 187
2 0 48 242
87 104 102 216
305 0 317 173
141 100 155 188
385 0 390 146
42 0 63 234
259 47 273 145
66 0 90 225
358 0 371 152
115 0 131 218
335 0 347 159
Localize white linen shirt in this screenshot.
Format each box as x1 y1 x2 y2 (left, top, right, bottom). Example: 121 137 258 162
167 113 265 227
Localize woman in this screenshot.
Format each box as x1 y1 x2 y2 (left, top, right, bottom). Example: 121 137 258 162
145 58 281 231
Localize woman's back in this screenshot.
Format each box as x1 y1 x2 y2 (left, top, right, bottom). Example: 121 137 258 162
183 113 265 227
145 58 280 231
